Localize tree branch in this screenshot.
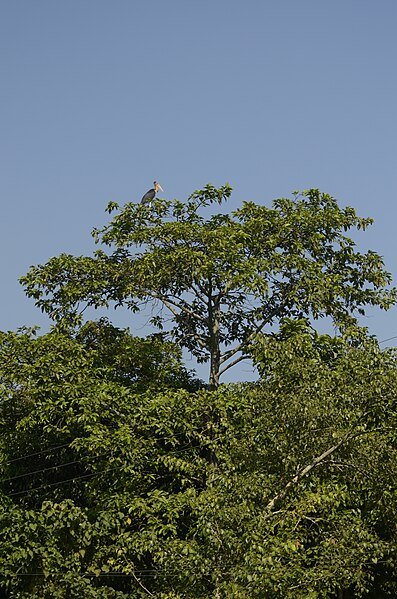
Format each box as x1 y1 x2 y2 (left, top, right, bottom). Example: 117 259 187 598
265 427 393 514
219 296 293 366
265 438 345 513
191 282 210 304
219 318 266 365
219 353 251 376
132 571 154 597
158 297 208 350
153 293 205 323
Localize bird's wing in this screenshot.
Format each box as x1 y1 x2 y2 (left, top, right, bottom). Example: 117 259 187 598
141 189 155 204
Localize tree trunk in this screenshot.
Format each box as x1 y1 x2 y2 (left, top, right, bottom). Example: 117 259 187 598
208 294 221 390
209 343 221 390
207 292 221 466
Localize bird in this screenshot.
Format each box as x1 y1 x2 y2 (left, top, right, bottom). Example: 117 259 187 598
140 181 164 204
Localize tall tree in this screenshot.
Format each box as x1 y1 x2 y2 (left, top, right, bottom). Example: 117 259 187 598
21 185 396 388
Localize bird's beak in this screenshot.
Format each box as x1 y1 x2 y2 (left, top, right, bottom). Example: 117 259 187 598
158 184 164 192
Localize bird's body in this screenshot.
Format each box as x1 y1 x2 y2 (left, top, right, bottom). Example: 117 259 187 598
141 181 163 204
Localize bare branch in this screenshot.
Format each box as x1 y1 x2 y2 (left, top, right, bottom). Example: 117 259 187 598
219 320 265 365
265 427 393 514
265 438 345 513
219 298 292 366
191 282 210 304
151 293 205 323
131 571 154 597
219 353 251 376
158 297 208 350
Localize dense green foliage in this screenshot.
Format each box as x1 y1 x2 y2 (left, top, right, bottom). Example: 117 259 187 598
2 186 397 597
2 323 397 597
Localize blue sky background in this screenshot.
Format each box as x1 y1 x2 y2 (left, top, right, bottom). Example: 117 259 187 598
2 1 397 380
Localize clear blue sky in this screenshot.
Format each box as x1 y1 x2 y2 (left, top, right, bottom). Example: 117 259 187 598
2 1 397 377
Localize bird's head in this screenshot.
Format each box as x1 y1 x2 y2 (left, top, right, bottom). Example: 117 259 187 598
154 181 164 192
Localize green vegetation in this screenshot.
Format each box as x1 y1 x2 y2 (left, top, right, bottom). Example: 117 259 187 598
1 186 397 597
21 185 395 388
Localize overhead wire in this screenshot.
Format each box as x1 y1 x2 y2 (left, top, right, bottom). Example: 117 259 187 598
378 334 397 344
7 465 120 497
0 570 160 577
1 451 110 484
1 442 73 466
4 437 221 497
2 557 389 581
0 425 208 468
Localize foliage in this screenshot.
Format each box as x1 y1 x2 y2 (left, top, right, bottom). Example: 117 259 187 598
2 324 397 597
20 185 397 387
0 325 204 597
4 184 397 596
74 318 200 391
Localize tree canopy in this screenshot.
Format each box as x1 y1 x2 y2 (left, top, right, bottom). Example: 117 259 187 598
2 184 397 597
21 185 396 387
2 323 397 597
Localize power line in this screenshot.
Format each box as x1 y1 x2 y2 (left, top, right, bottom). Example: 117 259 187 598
1 452 110 484
7 465 120 497
1 442 73 467
0 569 163 578
379 334 397 344
0 568 212 580
5 439 218 498
0 426 207 469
